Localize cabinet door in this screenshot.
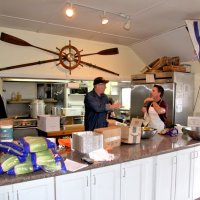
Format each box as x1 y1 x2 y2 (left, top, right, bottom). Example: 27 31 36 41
175 148 194 200
193 146 200 199
55 171 90 200
121 157 154 200
91 164 120 200
155 152 177 200
13 177 54 200
0 185 13 200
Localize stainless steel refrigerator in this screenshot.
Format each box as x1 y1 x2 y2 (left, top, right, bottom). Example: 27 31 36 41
130 72 194 126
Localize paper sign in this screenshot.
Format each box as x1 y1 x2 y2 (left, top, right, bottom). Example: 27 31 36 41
187 116 200 127
145 74 155 83
64 159 88 172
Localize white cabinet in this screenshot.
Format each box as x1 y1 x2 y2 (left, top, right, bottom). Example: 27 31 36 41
0 177 54 200
0 185 13 200
91 164 120 200
55 164 120 200
13 177 54 200
155 152 177 200
55 170 90 200
175 148 194 200
155 148 197 200
121 157 154 200
192 146 200 199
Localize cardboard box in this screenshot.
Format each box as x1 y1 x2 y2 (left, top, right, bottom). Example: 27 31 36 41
37 115 60 132
121 118 143 144
72 131 103 154
94 126 121 148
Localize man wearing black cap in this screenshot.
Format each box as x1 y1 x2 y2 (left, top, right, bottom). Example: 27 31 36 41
84 77 121 131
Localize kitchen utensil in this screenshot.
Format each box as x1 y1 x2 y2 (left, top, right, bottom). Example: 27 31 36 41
141 127 157 139
183 127 200 140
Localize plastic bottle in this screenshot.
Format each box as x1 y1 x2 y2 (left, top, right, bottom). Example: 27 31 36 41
11 92 16 101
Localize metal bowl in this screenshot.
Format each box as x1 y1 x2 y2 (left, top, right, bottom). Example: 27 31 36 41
183 127 200 140
141 127 157 139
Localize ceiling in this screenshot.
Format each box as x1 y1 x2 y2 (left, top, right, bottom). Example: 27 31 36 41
0 0 199 47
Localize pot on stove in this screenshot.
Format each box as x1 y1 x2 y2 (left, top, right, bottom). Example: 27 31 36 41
29 99 46 118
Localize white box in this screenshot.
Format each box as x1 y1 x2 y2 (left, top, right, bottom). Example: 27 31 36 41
121 118 143 144
62 108 82 116
72 131 103 154
37 115 60 132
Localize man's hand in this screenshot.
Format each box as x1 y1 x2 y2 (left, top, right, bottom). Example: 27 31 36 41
144 97 154 103
110 102 121 109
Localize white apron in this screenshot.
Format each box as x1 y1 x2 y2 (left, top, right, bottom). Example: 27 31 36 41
148 105 165 132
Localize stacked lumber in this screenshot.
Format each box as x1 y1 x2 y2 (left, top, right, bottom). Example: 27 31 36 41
141 56 186 73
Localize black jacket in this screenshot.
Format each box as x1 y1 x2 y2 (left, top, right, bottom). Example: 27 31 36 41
84 90 108 131
0 95 7 118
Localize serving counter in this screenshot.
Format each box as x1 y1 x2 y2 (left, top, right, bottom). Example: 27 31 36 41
1 133 200 200
0 133 199 185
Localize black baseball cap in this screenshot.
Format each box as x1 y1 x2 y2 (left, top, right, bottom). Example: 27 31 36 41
93 77 109 85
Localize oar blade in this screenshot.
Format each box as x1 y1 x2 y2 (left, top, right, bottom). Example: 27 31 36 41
0 32 31 46
98 48 119 55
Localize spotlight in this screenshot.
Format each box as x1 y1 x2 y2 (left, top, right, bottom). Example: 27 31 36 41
101 11 109 25
65 3 74 18
124 16 131 30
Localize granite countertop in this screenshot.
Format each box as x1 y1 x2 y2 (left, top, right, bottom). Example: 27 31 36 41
1 133 200 186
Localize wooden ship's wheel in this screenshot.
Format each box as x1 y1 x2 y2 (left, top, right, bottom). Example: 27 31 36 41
57 41 82 74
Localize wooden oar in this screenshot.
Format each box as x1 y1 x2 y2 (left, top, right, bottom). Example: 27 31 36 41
0 58 59 71
80 48 119 57
0 58 119 76
0 32 59 56
0 32 119 76
80 60 119 76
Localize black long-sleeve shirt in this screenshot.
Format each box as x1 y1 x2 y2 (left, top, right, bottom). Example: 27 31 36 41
84 89 109 131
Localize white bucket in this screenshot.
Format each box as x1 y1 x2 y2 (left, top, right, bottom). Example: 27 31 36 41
30 99 46 118
0 125 13 142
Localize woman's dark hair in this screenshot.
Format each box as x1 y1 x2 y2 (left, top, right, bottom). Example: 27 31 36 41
153 84 164 98
108 97 114 105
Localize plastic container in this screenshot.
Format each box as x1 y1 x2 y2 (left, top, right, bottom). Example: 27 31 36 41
30 99 46 118
0 125 13 142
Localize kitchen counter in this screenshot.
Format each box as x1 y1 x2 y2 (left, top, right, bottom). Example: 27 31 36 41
0 133 200 186
37 124 84 137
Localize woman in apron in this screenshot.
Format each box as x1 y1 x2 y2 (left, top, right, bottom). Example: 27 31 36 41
142 85 167 132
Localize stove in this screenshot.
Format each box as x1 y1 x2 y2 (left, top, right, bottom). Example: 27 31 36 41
13 118 37 128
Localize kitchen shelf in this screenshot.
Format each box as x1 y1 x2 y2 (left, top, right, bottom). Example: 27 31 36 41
7 99 57 104
44 99 57 103
68 94 86 96
7 99 32 104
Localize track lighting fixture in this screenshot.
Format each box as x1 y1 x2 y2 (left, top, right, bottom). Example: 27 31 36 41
124 16 131 30
101 11 109 25
65 3 74 18
64 4 132 30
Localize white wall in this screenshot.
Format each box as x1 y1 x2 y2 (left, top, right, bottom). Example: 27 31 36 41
0 27 145 81
190 61 200 115
131 26 195 64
